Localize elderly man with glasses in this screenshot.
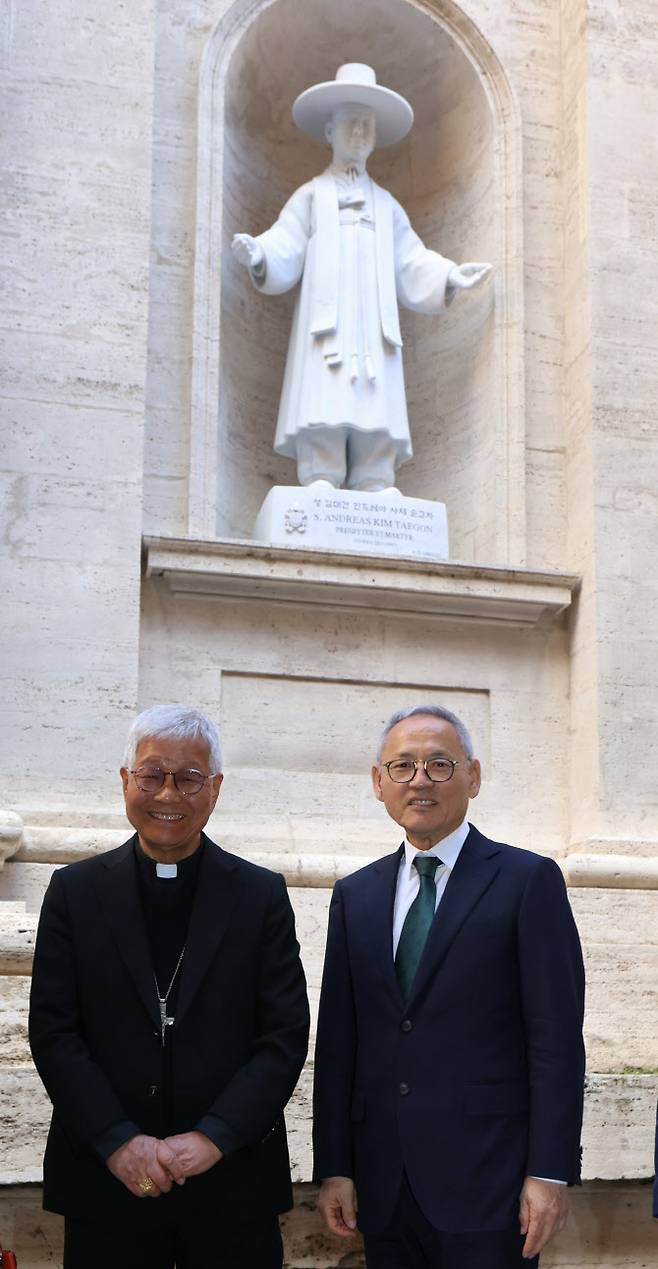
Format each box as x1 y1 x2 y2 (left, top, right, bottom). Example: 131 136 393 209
313 705 585 1269
29 705 309 1269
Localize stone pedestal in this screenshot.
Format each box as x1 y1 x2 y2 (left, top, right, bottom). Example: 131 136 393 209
253 485 448 559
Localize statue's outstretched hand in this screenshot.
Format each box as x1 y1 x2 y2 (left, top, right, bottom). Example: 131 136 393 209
232 233 265 271
448 262 492 290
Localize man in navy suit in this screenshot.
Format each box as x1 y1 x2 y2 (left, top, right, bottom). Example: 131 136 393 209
313 705 585 1268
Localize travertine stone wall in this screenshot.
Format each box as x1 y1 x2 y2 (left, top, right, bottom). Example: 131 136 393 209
138 587 570 853
0 0 155 818
584 0 658 851
561 0 658 858
561 0 599 855
2 1 658 1266
0 1180 655 1269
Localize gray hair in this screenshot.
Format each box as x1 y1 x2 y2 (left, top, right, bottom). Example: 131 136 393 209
376 705 474 762
123 705 222 772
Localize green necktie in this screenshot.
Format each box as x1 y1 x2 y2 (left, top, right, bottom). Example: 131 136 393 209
395 854 440 1001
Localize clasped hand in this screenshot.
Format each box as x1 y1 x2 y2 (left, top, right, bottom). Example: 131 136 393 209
107 1131 222 1199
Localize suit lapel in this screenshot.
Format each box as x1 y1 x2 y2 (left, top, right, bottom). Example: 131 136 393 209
408 826 501 1006
96 838 160 1030
365 845 405 1006
175 834 240 1027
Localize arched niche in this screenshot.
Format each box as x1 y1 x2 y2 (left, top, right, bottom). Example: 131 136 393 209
189 0 524 565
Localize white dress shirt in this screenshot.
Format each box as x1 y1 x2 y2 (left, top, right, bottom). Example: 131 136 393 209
391 817 567 1187
392 818 469 956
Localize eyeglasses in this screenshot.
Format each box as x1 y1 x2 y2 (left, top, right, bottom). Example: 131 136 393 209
381 758 462 784
130 766 215 796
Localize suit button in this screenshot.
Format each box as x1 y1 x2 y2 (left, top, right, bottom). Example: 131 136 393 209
401 1019 412 1033
399 1082 410 1096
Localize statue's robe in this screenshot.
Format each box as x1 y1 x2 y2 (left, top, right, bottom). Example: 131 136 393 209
251 167 456 469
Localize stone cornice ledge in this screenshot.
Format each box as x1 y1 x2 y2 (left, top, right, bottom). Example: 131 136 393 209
2 1071 656 1184
0 802 23 868
12 829 658 890
144 536 580 627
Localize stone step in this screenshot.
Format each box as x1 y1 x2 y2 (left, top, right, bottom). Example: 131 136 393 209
0 1066 656 1187
0 917 38 974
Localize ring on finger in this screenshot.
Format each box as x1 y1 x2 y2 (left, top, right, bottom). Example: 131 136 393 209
138 1176 155 1194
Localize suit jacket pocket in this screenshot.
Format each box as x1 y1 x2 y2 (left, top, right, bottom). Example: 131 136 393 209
464 1081 529 1116
350 1091 366 1122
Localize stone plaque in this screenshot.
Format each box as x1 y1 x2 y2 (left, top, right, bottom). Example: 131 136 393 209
253 485 448 559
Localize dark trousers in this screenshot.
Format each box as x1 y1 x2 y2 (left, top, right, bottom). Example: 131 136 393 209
63 1209 283 1269
362 1174 539 1269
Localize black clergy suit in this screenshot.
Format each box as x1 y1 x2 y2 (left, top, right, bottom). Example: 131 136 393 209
313 824 585 1254
29 832 309 1239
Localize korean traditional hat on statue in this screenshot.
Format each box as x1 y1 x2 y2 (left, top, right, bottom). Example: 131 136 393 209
292 63 414 147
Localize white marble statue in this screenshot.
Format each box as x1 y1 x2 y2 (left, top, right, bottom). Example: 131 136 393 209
232 64 491 493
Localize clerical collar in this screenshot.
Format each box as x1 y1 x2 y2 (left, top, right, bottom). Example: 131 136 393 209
134 837 205 882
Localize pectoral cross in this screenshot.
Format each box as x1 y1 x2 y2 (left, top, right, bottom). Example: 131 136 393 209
153 946 185 1047
157 996 174 1046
